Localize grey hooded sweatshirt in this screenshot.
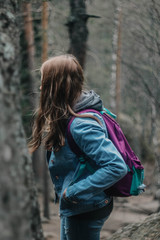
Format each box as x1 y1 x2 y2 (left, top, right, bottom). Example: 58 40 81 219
73 90 103 113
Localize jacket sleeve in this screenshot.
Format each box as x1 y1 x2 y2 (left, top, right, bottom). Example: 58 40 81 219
65 115 128 202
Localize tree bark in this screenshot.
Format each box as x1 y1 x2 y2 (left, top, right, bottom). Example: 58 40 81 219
0 1 44 239
115 6 122 120
22 1 38 107
42 1 48 63
42 1 50 219
67 0 88 68
110 1 122 119
22 0 42 189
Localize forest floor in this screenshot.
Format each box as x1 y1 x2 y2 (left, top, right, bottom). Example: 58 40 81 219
39 163 159 240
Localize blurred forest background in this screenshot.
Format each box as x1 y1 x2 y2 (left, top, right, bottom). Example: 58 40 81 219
0 0 160 239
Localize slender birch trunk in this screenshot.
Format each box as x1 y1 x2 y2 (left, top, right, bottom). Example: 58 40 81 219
110 1 122 120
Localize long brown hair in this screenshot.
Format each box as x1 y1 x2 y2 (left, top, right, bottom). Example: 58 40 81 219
28 54 100 153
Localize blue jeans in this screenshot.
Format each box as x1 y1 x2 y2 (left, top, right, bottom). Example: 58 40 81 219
60 201 113 240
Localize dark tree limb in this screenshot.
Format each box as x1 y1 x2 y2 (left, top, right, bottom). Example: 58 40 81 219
66 0 100 68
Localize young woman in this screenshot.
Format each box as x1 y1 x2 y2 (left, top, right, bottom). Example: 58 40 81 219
29 54 127 240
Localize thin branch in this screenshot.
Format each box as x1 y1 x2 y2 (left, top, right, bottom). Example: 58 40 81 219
151 0 160 22
122 60 160 109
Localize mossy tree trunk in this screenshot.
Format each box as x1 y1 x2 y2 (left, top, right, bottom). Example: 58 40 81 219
0 1 44 239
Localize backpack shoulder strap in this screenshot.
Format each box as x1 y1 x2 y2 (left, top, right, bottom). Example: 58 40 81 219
67 114 84 157
66 109 104 156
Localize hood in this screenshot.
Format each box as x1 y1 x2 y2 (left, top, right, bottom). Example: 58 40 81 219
73 90 103 112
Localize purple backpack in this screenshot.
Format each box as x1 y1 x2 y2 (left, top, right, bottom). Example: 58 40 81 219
67 109 145 197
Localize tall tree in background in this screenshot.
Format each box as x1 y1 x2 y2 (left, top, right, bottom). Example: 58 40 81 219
22 0 38 107
110 0 122 119
0 1 44 239
42 1 48 63
67 0 88 68
22 0 42 181
42 0 50 219
67 0 100 68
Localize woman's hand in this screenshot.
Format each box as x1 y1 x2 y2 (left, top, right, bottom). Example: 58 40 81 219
62 188 77 204
63 188 67 199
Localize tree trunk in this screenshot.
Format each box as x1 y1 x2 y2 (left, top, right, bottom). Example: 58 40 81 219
67 0 88 68
42 1 48 63
110 1 122 119
42 1 50 219
22 1 42 184
0 1 44 240
115 6 122 120
22 1 38 107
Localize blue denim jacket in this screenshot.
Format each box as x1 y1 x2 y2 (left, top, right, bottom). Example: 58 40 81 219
47 112 128 217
